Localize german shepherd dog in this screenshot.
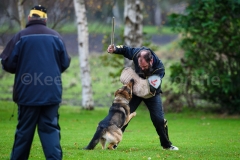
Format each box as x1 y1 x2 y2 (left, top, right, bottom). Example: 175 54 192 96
84 79 136 150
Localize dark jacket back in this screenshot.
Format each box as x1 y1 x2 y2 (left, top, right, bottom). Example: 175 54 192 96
0 20 71 106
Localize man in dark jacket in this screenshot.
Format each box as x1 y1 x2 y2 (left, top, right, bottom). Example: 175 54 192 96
0 5 71 159
107 44 178 150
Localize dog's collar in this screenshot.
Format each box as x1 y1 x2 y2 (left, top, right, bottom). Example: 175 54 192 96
113 96 129 104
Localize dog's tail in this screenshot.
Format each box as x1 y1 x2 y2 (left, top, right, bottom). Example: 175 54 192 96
84 126 105 150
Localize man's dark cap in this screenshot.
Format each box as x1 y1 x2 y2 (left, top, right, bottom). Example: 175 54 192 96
29 5 47 18
32 5 47 13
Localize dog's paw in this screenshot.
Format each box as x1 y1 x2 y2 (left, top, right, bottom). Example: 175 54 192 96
107 144 118 150
107 146 114 150
132 112 137 116
113 144 118 149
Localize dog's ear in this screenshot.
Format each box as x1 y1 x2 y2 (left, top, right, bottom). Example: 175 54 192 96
121 90 128 99
114 88 122 97
114 90 118 97
120 87 132 99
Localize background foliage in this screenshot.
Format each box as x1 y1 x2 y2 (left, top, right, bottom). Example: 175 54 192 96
1 0 240 113
169 0 240 114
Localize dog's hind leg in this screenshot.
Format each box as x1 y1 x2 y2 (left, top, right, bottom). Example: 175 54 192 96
106 128 122 150
84 126 104 150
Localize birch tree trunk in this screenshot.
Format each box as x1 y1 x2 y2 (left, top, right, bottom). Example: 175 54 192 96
124 0 143 67
73 0 94 110
18 0 26 30
153 0 161 25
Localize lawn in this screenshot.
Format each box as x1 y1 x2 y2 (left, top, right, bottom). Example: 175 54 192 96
0 37 239 160
0 101 239 160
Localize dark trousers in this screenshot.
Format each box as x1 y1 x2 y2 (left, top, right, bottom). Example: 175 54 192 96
122 94 172 148
10 104 62 160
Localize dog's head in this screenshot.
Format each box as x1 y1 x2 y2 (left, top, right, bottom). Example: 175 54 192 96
114 79 134 101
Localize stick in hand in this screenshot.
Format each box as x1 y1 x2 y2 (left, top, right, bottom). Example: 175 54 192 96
111 17 115 47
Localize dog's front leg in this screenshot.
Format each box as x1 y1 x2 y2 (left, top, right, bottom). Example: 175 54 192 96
129 112 137 119
100 138 107 149
123 112 137 126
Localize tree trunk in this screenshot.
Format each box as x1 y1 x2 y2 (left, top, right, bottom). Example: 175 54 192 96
124 0 143 67
73 0 94 110
18 0 26 30
153 0 161 25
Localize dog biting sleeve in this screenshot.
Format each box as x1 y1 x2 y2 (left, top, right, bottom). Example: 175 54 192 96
120 67 155 99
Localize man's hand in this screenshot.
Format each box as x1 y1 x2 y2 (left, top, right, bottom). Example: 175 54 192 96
107 45 115 53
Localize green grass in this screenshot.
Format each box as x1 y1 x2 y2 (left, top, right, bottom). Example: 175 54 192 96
0 24 20 34
0 101 239 160
0 21 175 35
58 21 176 35
143 25 176 35
58 22 175 35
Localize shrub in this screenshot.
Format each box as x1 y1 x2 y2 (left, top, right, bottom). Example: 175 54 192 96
168 0 240 114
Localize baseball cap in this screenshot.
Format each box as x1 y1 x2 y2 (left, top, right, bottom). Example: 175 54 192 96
29 5 47 18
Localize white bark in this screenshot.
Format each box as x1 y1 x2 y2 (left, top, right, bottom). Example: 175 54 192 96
73 0 94 109
154 0 161 25
124 0 143 67
18 0 26 30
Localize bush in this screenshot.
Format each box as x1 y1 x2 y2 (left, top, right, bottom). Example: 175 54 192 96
168 0 240 114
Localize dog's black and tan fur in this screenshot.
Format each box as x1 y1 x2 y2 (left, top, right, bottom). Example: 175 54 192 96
84 79 136 150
